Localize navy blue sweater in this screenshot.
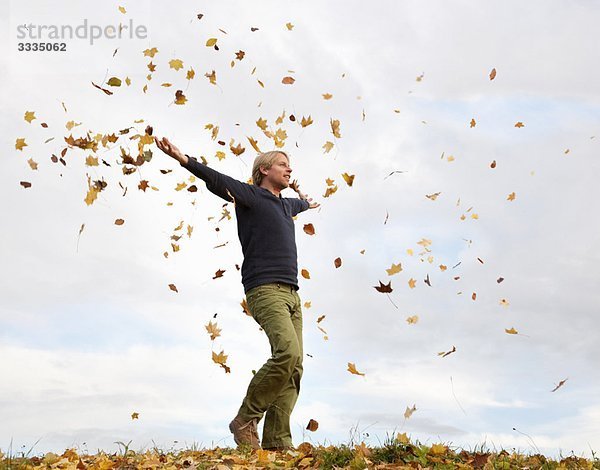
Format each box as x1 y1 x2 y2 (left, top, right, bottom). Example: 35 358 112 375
181 155 310 293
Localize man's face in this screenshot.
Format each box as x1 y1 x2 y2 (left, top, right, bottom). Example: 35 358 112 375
261 153 292 189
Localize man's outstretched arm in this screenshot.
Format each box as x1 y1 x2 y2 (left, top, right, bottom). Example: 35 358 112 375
155 135 256 207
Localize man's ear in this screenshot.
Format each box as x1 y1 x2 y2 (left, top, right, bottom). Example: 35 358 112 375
259 165 268 176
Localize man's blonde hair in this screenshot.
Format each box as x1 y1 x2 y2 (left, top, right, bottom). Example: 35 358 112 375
251 151 290 186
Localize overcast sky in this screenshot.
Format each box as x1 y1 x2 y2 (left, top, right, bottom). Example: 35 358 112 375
2 0 600 459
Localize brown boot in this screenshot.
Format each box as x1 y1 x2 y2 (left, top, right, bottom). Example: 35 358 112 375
229 415 261 450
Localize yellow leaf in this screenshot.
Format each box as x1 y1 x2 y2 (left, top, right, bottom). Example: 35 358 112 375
408 278 416 289
341 172 355 186
15 138 27 151
186 68 195 80
257 79 264 88
505 327 518 335
212 350 231 373
322 93 333 100
205 70 217 84
300 115 313 127
286 22 294 30
256 117 268 131
304 301 311 308
125 76 131 86
143 47 158 57
174 90 187 105
206 38 218 47
347 362 365 376
118 6 126 14
24 111 36 123
322 141 334 153
161 82 172 87
85 155 99 166
470 118 476 128
404 404 416 419
169 59 184 71
65 120 82 130
396 432 410 444
205 320 221 341
330 118 341 138
107 77 121 87
507 192 516 201
515 121 525 128
215 151 226 161
430 444 447 455
386 262 402 276
27 158 38 170
247 136 261 152
406 315 418 324
175 182 187 191
131 412 139 419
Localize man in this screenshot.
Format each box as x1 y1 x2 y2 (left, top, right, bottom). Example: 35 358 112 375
154 136 319 451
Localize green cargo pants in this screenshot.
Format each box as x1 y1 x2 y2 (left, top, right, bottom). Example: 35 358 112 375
237 282 303 449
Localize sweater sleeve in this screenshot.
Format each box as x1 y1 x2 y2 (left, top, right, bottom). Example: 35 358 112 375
181 154 256 207
286 197 310 217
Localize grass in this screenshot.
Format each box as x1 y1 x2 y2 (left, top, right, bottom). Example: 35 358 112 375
1 433 599 469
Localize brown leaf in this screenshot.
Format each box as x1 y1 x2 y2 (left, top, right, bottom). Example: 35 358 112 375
282 76 295 85
303 223 315 235
91 81 113 95
205 320 221 341
374 281 392 293
168 283 178 293
551 378 568 392
114 218 125 225
306 419 319 432
489 68 497 80
301 268 310 279
20 181 32 188
438 345 456 357
213 269 226 279
334 257 342 268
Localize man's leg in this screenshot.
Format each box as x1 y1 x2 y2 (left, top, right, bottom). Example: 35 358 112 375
262 288 303 449
236 285 302 431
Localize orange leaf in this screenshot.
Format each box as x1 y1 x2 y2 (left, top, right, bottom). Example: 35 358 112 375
347 362 365 376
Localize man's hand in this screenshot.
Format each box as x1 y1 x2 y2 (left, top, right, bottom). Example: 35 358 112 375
290 179 320 209
154 136 188 165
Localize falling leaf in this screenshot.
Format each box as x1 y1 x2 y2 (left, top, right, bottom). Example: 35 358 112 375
91 81 113 95
300 115 313 127
416 72 424 81
15 138 27 151
491 160 497 168
247 136 261 153
322 93 333 100
316 315 326 323
499 298 509 307
206 38 218 47
438 346 456 357
212 350 231 373
282 76 295 84
430 444 447 455
551 378 568 392
396 432 410 444
24 111 36 123
169 59 184 70
131 412 139 420
374 281 392 293
168 283 178 293
20 181 32 188
286 22 294 30
114 218 125 225
406 315 418 324
386 263 402 276
341 173 355 186
186 68 195 80
505 327 518 335
404 404 417 419
471 292 477 301
241 298 252 317
301 268 310 279
171 89 187 105
205 70 217 85
334 257 342 268
213 269 226 279
470 118 476 128
322 141 334 153
306 419 318 431
118 6 126 14
303 223 315 235
347 362 365 376
143 47 158 57
107 77 122 87
514 121 525 128
426 192 441 201
408 278 417 289
205 320 221 341
489 68 497 80
507 192 516 201
330 118 341 138
235 50 245 60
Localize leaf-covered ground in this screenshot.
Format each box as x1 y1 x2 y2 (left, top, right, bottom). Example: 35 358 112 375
2 437 598 469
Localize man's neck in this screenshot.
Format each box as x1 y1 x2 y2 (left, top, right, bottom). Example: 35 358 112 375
260 182 281 198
